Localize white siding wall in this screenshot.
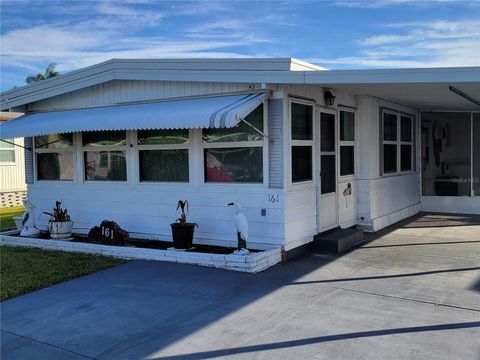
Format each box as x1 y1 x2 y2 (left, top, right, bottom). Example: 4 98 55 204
29 80 254 111
279 84 358 250
338 179 358 228
28 181 284 250
24 138 34 184
357 97 421 231
268 98 284 188
23 79 424 251
26 80 284 250
284 185 317 250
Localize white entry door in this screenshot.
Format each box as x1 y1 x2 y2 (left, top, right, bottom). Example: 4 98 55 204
318 111 338 231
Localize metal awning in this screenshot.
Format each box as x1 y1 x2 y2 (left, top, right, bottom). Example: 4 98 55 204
0 92 269 139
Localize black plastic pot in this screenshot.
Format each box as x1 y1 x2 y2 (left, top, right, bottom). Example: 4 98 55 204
170 223 197 249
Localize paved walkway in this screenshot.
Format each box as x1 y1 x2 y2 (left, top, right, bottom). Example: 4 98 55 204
1 212 479 359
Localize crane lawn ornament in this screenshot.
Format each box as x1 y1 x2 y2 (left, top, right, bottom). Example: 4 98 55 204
20 198 40 237
227 201 249 255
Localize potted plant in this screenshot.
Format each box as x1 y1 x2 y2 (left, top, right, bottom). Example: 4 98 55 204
43 201 73 240
170 200 197 249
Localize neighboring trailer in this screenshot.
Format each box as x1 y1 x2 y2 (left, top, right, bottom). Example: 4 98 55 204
0 111 26 207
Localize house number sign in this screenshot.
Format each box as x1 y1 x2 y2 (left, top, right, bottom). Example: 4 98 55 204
101 224 115 240
87 220 129 245
268 194 280 203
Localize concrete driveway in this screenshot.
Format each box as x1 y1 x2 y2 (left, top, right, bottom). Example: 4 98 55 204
1 212 479 360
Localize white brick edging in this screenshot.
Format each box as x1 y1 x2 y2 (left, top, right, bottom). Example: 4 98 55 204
0 232 282 273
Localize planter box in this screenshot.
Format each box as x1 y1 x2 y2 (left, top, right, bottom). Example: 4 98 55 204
170 223 196 249
49 221 73 240
0 232 281 273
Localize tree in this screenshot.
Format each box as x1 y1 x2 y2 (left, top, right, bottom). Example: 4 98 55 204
26 64 60 84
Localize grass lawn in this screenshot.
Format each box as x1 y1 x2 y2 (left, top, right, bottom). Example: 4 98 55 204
0 246 126 301
0 206 25 231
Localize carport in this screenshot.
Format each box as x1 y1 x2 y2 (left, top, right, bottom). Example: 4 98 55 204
312 68 480 216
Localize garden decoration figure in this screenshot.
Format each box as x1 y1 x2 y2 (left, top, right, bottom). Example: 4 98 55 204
342 183 352 208
227 201 249 255
20 198 40 237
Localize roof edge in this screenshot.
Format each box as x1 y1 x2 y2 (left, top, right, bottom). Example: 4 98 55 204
1 57 478 110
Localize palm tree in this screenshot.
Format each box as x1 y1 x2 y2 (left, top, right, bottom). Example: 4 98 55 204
26 64 60 84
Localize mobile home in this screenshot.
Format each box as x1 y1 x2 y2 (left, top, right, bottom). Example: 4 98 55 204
0 111 26 208
0 58 478 252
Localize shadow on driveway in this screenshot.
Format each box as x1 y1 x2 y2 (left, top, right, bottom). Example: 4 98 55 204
2 212 480 360
150 321 480 360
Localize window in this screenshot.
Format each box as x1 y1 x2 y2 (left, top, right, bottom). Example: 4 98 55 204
421 112 477 197
339 110 355 176
138 129 189 182
291 102 313 182
320 112 336 193
83 131 127 181
203 104 264 183
382 110 414 174
292 146 312 182
383 112 397 173
474 113 480 196
400 116 413 171
0 139 15 163
34 133 74 180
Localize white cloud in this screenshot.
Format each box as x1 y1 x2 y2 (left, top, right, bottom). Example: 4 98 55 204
333 0 478 9
1 0 477 92
0 0 279 84
361 20 480 45
185 19 272 43
95 1 164 26
1 25 109 54
168 1 234 16
360 34 415 46
0 2 273 82
0 0 291 91
306 56 427 68
314 18 480 68
0 19 262 78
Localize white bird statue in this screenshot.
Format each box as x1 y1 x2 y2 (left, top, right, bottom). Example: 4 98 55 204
20 198 40 237
227 201 249 254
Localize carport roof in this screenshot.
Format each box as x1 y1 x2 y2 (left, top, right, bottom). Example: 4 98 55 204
0 58 479 111
321 82 480 111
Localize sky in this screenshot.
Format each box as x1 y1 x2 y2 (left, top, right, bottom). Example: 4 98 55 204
1 0 479 91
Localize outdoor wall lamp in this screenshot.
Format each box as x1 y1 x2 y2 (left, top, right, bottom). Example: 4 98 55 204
324 90 336 106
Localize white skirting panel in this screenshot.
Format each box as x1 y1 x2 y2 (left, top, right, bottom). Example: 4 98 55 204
421 196 480 215
358 203 420 232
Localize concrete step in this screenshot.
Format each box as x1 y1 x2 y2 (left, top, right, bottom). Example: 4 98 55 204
314 228 365 253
